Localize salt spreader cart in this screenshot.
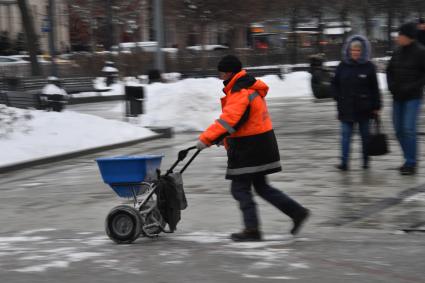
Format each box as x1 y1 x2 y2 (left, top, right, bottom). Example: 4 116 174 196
96 146 200 244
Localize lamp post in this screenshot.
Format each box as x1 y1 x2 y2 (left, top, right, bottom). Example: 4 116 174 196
48 0 58 76
153 0 164 72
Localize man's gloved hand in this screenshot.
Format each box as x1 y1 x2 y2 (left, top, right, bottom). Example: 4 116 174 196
196 140 208 151
216 140 224 147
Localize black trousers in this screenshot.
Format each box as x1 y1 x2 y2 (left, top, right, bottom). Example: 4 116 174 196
231 175 306 229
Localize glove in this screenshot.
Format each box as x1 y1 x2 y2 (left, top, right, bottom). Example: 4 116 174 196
196 140 208 151
216 140 224 147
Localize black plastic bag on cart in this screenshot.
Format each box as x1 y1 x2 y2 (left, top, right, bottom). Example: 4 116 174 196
156 172 188 231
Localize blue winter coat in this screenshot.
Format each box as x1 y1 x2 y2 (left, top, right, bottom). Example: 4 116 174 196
332 35 382 122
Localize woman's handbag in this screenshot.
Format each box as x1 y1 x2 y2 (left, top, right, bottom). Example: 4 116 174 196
367 117 389 156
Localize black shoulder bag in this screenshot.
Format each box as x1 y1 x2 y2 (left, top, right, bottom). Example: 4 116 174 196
367 116 389 156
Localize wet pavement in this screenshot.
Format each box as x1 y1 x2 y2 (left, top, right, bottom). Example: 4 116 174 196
0 96 424 282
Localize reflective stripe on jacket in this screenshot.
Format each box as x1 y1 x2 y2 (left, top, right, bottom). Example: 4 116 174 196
199 70 281 179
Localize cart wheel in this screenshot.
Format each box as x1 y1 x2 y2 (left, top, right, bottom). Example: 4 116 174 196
142 207 166 236
105 205 142 244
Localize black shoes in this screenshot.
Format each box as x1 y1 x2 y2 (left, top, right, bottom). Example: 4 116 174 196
230 229 262 242
336 164 348 171
291 209 310 235
336 164 369 170
400 165 416 175
231 210 311 241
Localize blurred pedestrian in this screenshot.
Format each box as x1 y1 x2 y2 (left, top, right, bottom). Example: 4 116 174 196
195 55 310 241
417 18 425 46
332 35 382 171
387 22 425 175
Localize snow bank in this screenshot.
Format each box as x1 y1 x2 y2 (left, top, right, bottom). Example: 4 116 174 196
0 108 156 167
133 72 312 131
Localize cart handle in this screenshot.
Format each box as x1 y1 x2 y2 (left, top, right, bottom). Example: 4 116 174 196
165 146 199 176
179 149 201 174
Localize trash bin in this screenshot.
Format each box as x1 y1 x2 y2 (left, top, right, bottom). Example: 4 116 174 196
148 69 162 84
125 86 144 117
309 54 333 99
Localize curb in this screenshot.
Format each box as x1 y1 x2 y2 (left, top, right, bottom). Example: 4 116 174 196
0 128 173 174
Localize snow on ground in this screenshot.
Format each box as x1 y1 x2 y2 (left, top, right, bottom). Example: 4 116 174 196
0 108 156 167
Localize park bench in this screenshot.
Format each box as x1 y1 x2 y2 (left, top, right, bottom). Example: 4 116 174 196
0 76 110 109
61 77 107 94
0 77 46 109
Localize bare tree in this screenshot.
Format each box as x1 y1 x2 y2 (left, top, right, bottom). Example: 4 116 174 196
16 0 41 76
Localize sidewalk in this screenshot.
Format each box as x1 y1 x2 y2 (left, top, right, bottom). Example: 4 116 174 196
0 96 424 282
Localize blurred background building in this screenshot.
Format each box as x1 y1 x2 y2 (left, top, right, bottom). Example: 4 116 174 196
1 0 425 77
0 0 69 54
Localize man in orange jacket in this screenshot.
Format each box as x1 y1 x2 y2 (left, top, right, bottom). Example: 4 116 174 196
196 55 310 241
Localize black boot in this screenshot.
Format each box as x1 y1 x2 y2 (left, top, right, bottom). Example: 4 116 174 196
291 209 310 235
399 163 407 172
400 166 416 175
230 228 262 242
336 164 348 171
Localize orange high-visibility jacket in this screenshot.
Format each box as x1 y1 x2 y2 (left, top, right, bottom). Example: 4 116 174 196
199 70 281 179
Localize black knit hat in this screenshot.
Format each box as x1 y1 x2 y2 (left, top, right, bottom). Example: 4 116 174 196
217 55 242 73
399 22 418 39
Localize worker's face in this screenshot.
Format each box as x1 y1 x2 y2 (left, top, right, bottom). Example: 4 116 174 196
350 47 362 61
419 23 425 31
397 34 414 46
219 72 234 81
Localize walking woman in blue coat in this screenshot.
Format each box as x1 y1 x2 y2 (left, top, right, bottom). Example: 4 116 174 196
332 35 382 171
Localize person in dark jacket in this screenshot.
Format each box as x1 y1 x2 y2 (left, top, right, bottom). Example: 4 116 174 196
387 22 425 175
417 18 425 47
332 35 382 171
196 55 310 241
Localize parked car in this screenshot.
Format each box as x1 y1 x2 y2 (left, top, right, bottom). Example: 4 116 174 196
186 45 229 51
0 56 29 65
9 55 49 64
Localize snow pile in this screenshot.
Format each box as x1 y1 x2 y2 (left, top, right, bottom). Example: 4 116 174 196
0 107 156 166
262 72 312 99
136 72 312 131
0 105 33 138
140 77 223 131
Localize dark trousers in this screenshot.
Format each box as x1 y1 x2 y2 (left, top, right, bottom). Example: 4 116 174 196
231 175 306 230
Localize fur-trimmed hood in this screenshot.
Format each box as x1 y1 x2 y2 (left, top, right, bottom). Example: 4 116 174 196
342 35 371 64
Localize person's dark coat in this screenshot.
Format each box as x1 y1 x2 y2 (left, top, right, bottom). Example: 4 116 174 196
332 35 382 122
387 41 425 101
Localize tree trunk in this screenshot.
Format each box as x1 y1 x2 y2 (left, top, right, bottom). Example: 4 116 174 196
362 0 372 38
340 4 349 43
289 6 298 64
316 10 324 54
387 1 394 51
16 0 41 76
